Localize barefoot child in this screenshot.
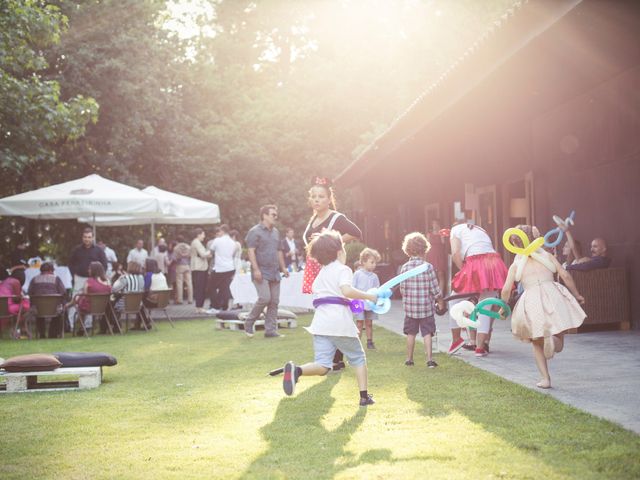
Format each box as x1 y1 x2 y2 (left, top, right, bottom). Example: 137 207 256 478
281 230 387 406
501 225 585 389
352 248 381 349
399 233 445 368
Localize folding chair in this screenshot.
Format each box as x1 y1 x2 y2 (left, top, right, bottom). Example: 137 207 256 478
0 295 27 339
119 291 145 333
30 294 65 339
0 296 19 339
142 289 175 329
74 293 115 337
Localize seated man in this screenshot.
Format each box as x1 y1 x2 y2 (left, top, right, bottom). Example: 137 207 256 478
27 262 66 338
566 236 611 271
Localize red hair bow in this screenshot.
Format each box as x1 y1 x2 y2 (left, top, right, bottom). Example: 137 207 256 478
314 177 330 186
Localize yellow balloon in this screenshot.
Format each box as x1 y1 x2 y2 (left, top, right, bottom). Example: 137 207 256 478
502 228 545 256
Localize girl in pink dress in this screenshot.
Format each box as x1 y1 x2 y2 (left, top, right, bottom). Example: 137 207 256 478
501 225 585 389
449 221 508 356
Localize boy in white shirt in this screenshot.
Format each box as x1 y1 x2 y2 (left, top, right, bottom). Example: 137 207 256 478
280 230 389 407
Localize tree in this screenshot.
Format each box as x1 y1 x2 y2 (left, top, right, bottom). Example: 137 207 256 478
0 0 98 187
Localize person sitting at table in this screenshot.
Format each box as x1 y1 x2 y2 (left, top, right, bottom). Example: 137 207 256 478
67 261 111 334
111 261 145 330
0 268 31 338
27 262 66 338
142 258 169 305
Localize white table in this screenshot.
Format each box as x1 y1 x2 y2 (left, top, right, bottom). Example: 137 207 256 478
23 266 73 292
230 271 313 309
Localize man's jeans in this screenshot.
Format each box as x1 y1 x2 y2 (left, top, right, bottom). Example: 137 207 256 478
246 279 280 335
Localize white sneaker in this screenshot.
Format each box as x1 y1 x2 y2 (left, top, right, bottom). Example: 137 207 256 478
205 308 219 315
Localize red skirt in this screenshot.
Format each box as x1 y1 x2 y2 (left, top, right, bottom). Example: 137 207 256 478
451 253 507 293
302 257 321 294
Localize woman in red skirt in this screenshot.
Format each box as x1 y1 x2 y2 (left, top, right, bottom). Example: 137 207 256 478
302 177 362 370
448 220 508 356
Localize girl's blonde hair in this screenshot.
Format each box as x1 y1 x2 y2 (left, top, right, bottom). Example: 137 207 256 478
511 225 541 248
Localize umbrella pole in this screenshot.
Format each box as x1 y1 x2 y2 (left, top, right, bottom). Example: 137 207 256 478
92 214 96 239
150 223 155 251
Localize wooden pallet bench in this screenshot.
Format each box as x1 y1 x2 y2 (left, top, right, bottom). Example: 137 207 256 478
215 318 297 331
0 367 102 393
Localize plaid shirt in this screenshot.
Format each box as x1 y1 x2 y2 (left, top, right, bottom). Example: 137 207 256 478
399 257 441 319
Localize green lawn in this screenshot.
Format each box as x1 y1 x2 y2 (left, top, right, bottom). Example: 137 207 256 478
1 316 638 480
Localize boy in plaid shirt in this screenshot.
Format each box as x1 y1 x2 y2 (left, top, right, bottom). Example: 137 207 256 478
399 232 445 368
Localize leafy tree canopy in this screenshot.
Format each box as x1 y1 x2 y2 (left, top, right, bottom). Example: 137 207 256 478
0 0 98 181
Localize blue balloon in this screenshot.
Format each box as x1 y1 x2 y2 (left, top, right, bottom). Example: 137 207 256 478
543 227 564 248
363 264 430 315
544 210 576 248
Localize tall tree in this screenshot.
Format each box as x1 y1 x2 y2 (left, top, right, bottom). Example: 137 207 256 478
47 0 188 188
0 0 98 191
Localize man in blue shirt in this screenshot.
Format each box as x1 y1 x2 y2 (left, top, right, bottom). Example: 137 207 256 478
244 205 289 338
566 237 611 271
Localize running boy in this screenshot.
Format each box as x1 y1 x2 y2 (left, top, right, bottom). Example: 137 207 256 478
399 232 445 368
281 230 388 406
352 248 381 349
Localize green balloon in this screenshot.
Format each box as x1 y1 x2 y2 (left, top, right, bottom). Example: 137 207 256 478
470 298 511 322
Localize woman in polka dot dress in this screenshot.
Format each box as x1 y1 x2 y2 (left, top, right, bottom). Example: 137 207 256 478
303 177 362 370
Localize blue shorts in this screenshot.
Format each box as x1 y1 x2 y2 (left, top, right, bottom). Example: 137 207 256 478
313 335 366 369
354 310 378 321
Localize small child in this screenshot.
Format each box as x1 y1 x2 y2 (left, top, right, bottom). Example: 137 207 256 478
399 232 444 368
352 248 381 349
280 230 384 407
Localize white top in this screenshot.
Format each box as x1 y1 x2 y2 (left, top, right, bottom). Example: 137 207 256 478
209 234 237 273
126 248 148 267
233 240 242 273
305 260 358 338
103 246 117 277
352 269 380 311
286 238 297 259
149 272 169 290
451 223 495 258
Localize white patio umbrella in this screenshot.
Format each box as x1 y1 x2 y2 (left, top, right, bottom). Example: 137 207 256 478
0 174 163 237
77 186 220 248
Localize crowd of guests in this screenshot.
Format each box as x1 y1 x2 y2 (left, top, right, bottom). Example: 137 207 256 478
0 217 310 338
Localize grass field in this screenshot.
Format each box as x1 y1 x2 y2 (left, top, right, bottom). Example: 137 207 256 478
1 315 639 480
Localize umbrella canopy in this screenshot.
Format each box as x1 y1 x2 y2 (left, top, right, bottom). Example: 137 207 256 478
0 174 162 219
77 186 220 226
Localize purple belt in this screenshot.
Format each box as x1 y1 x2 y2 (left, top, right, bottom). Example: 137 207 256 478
313 296 365 313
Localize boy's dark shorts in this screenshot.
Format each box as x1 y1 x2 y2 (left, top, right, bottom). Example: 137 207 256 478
404 315 436 337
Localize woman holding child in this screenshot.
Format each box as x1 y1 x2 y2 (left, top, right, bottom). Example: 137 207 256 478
302 176 362 370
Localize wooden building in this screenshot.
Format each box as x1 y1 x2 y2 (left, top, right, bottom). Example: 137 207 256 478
336 0 640 326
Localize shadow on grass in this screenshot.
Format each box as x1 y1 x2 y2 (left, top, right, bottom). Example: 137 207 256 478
240 375 366 480
405 365 640 479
